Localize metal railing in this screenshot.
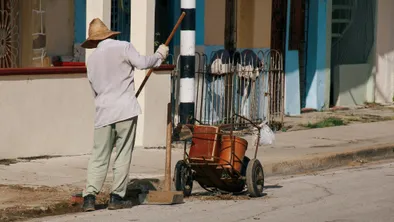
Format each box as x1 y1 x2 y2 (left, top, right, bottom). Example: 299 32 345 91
169 49 284 129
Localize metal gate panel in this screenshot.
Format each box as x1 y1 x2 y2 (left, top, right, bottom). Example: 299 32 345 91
171 49 285 129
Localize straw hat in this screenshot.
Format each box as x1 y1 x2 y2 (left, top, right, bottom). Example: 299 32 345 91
81 18 121 49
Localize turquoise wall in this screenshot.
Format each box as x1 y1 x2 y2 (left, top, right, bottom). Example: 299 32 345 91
285 0 330 114
74 0 86 44
284 0 301 116
305 0 327 110
284 51 301 115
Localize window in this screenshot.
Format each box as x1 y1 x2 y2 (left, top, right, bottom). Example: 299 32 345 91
0 0 75 68
0 0 19 68
154 0 171 51
111 0 131 41
109 0 171 52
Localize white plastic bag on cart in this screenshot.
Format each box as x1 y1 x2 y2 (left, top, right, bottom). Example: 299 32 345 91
258 122 275 145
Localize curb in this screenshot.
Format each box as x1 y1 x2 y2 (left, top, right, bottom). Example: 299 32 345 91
264 144 394 177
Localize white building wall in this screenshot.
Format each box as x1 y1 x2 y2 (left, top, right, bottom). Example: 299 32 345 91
130 0 171 148
375 0 394 104
0 74 94 159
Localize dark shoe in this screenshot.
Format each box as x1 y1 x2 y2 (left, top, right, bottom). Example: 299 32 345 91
108 193 134 210
82 194 96 212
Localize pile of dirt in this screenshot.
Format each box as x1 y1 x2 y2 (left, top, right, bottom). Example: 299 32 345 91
0 179 164 222
0 185 84 222
1 202 82 222
0 159 18 166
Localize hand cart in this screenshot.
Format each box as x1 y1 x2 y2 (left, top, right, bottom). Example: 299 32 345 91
173 114 265 197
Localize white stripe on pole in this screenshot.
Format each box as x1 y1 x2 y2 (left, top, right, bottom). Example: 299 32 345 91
179 78 195 103
180 31 196 56
181 0 196 9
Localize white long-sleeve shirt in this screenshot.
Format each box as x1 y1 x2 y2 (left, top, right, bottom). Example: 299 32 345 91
87 39 162 128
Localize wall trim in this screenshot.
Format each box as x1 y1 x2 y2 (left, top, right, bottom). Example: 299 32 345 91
0 65 175 76
0 67 87 75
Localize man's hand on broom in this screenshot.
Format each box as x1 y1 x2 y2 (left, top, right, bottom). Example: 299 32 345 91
155 44 169 60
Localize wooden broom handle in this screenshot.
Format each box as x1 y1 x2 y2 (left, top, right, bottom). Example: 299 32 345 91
135 12 186 98
164 102 172 191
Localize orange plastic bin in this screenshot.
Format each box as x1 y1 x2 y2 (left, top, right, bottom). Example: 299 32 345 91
218 135 248 172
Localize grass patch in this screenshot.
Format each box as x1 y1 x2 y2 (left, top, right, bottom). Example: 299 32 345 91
269 121 284 131
304 117 346 129
364 102 383 108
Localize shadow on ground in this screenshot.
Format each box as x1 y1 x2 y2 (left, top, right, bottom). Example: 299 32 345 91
187 184 283 201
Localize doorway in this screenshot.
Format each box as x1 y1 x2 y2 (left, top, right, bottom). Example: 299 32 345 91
288 0 308 108
270 0 288 53
269 0 287 123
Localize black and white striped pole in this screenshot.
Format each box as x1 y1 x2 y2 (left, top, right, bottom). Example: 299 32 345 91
179 0 196 124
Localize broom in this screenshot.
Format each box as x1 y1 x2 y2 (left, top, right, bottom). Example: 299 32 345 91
135 12 186 98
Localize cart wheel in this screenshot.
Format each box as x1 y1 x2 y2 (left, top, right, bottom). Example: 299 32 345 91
174 160 193 197
246 159 264 197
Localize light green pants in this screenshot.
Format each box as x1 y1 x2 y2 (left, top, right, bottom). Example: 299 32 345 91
83 117 138 198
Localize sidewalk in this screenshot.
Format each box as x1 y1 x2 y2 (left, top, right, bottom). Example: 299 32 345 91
1 121 394 189
246 120 394 175
1 121 394 220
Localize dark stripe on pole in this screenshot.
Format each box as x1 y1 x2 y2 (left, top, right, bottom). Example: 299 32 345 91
180 8 196 30
180 56 195 78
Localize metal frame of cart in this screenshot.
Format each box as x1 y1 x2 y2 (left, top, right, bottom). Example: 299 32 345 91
173 114 265 197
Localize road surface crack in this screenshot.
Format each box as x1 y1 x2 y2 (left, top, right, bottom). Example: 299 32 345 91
302 182 334 203
235 182 335 221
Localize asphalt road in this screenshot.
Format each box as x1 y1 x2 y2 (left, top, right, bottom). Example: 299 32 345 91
31 161 394 222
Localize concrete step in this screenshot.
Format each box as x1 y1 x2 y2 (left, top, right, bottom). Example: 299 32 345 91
332 5 353 11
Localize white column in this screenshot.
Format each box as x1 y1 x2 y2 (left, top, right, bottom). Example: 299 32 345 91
375 0 394 104
130 0 164 147
85 0 111 61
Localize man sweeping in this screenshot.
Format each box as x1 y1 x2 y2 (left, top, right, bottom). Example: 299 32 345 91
80 18 169 211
